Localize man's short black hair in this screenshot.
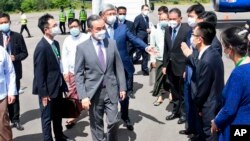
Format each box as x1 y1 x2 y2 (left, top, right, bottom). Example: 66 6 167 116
68 19 80 27
196 22 216 45
117 6 127 12
169 8 182 17
0 12 10 21
198 11 217 26
158 6 168 14
38 13 54 34
186 3 205 15
141 4 149 10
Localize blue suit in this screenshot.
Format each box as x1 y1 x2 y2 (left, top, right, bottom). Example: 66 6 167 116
106 22 147 120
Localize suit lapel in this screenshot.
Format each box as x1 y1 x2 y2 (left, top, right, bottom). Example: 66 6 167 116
173 24 183 48
0 32 3 47
88 38 105 72
42 37 60 67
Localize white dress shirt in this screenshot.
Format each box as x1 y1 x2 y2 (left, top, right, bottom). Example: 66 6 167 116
105 24 114 39
0 46 17 100
91 37 107 65
62 33 90 74
198 45 210 60
150 23 165 62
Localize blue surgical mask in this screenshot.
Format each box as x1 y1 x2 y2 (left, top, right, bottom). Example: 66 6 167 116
70 27 80 37
0 23 10 33
159 20 169 28
118 15 126 22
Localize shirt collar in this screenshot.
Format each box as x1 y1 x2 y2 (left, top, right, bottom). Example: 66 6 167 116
2 31 10 36
198 45 210 59
91 36 103 46
43 35 54 45
105 23 113 29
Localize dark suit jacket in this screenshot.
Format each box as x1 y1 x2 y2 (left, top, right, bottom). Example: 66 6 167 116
105 22 147 77
124 20 134 33
0 31 28 80
163 23 191 76
211 36 222 57
134 14 149 41
189 47 224 114
32 37 67 98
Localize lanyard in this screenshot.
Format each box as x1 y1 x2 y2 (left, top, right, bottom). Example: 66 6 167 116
236 55 247 67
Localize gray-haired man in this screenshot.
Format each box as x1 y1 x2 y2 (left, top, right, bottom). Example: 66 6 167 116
75 15 126 141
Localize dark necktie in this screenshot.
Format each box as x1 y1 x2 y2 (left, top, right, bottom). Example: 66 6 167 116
171 29 177 46
97 41 106 71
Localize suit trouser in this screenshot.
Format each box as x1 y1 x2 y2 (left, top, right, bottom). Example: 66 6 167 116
167 65 185 117
39 93 63 141
120 70 133 120
80 20 86 32
184 66 196 132
20 25 31 36
0 97 12 141
8 79 20 123
59 22 66 34
89 87 119 141
133 38 149 72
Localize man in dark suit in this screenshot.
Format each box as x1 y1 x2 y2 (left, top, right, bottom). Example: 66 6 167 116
0 12 28 131
162 8 191 124
117 6 135 61
75 15 127 141
33 14 72 141
133 4 151 75
101 3 152 131
181 22 224 141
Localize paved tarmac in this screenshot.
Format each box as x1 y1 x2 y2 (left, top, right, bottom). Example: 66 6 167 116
9 4 249 141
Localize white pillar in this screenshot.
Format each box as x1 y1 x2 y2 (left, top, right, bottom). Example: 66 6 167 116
92 0 102 15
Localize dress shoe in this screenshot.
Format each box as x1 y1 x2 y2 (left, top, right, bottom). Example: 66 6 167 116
12 122 24 131
55 134 74 141
177 117 186 124
179 130 192 135
142 71 149 76
123 119 134 131
165 114 179 120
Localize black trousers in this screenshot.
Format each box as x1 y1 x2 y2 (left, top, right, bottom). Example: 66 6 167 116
59 22 66 34
39 93 63 141
133 37 149 72
20 25 31 37
80 20 86 32
8 79 20 123
167 63 185 117
120 71 133 120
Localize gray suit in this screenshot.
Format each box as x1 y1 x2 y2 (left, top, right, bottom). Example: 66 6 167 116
75 37 126 141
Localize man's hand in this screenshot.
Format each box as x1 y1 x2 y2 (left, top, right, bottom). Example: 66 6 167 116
181 42 193 57
183 72 186 79
146 28 151 34
151 62 156 68
10 55 16 61
211 120 220 133
41 96 50 107
63 74 69 82
162 67 167 75
146 46 158 56
119 91 126 101
81 98 91 110
8 95 16 104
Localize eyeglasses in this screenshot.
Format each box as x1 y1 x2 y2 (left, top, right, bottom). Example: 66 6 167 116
191 33 204 38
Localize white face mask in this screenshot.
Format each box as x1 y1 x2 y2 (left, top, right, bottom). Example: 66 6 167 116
169 20 178 29
51 26 60 36
190 36 195 48
187 17 197 28
118 15 126 22
106 15 116 25
70 27 80 37
94 30 106 40
159 20 169 28
143 10 149 16
0 23 10 33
